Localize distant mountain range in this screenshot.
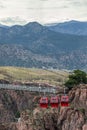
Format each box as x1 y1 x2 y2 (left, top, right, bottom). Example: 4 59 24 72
0 24 9 28
46 20 87 35
0 20 87 70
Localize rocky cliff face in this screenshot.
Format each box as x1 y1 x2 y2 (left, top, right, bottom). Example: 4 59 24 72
0 90 36 123
0 84 87 130
69 84 87 116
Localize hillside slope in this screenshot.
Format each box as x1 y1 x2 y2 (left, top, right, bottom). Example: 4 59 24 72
0 66 68 86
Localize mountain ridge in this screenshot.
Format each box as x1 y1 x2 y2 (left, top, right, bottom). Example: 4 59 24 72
46 20 87 35
0 21 87 69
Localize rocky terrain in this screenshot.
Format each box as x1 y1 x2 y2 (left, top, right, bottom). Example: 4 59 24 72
0 84 87 130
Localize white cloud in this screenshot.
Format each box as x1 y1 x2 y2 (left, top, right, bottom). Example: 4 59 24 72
0 1 5 8
0 0 87 25
0 17 27 25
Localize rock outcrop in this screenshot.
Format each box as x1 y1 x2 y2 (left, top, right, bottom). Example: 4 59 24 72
0 90 36 123
69 84 87 115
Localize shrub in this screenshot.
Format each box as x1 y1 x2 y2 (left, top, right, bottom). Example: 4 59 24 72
15 111 20 118
78 108 85 115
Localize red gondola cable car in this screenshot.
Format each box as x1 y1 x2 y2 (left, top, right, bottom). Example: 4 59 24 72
61 95 69 107
50 96 59 108
40 97 48 108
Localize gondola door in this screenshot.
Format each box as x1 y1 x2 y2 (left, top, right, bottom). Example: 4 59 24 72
50 96 59 108
61 95 69 107
40 97 48 108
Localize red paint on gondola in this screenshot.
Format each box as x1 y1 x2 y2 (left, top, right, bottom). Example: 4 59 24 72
61 95 69 107
40 97 48 108
50 96 59 108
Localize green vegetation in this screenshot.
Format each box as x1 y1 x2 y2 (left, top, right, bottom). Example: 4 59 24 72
78 108 85 115
65 70 87 90
0 66 68 86
15 111 20 118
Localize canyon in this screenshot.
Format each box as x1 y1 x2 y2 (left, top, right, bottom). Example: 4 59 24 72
0 84 87 130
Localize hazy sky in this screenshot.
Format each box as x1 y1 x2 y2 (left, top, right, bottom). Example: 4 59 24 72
0 0 87 25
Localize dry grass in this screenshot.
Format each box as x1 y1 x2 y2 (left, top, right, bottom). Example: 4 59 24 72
0 66 69 86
